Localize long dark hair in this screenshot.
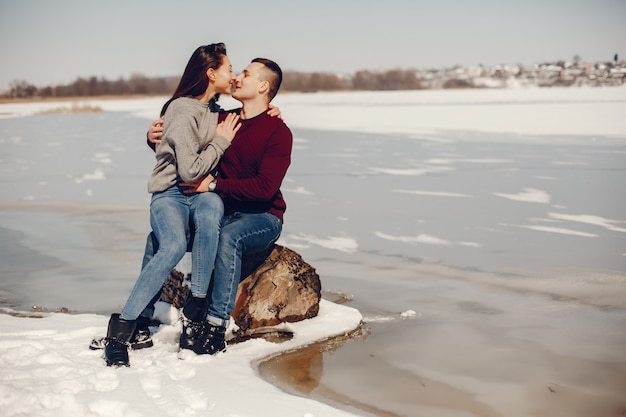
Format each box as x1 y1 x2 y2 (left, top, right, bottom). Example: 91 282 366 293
160 43 227 116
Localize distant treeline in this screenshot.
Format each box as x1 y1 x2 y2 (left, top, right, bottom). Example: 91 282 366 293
3 69 423 99
5 75 179 99
6 58 624 99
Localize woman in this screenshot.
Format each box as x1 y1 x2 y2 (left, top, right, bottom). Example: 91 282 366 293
104 43 240 367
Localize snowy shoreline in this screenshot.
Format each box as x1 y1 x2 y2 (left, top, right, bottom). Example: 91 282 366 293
0 299 366 417
0 198 371 417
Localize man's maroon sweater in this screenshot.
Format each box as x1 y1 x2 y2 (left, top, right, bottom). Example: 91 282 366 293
214 111 293 221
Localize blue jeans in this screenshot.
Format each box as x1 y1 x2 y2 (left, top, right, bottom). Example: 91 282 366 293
136 232 161 320
206 212 282 327
120 187 223 320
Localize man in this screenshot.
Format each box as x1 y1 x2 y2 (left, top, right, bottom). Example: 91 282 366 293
146 58 292 355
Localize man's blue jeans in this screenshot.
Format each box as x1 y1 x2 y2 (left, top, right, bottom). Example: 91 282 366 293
120 187 223 320
206 212 282 327
135 211 282 326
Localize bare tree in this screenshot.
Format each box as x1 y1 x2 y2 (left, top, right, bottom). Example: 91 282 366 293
9 80 37 98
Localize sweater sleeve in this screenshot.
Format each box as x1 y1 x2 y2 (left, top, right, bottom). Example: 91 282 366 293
217 123 292 201
162 100 230 183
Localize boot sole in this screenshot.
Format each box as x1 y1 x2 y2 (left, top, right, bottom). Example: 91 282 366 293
106 359 130 367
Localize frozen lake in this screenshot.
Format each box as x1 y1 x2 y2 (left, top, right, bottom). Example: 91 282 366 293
1 88 625 416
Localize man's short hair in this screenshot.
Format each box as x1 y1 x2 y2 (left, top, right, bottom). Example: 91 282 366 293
252 58 282 100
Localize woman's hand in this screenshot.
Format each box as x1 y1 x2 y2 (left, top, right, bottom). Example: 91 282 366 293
147 118 164 145
267 104 282 119
179 174 215 194
216 113 241 143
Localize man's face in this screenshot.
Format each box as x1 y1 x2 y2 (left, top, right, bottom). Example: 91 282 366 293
232 62 266 100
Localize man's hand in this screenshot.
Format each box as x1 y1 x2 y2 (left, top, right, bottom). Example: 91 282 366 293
147 118 164 145
180 174 215 194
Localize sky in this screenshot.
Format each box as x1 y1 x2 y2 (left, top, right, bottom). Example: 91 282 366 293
1 0 625 92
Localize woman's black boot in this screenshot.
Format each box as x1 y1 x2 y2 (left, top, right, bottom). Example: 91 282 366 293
88 315 153 351
132 315 154 350
104 314 137 367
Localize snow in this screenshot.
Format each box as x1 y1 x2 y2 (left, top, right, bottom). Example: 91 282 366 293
0 300 363 417
3 85 625 138
492 187 551 203
271 86 626 137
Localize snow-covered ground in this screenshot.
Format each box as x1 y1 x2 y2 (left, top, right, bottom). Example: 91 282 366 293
0 300 364 417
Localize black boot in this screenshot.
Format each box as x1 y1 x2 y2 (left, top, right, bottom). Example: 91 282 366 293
196 323 226 355
179 296 207 352
132 315 154 350
180 314 205 352
104 314 136 367
88 315 153 351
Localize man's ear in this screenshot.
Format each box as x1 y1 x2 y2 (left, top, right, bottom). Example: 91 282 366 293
258 80 270 95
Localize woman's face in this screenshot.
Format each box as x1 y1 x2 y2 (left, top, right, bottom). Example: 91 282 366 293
212 55 236 94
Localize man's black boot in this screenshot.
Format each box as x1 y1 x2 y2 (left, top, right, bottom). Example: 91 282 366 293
197 323 226 355
180 296 207 352
104 314 137 367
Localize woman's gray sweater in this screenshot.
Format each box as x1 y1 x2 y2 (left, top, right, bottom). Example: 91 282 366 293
148 97 230 193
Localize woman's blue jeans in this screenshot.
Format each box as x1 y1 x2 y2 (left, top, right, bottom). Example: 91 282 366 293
120 187 223 320
206 212 282 327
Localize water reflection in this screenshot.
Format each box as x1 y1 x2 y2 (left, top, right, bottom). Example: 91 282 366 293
258 324 371 395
